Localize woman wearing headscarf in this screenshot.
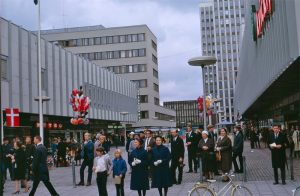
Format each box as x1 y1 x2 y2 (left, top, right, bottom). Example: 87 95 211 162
130 138 149 196
151 136 172 196
198 130 215 180
216 128 232 182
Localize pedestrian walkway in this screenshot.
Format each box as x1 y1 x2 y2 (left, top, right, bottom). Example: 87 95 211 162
2 141 300 195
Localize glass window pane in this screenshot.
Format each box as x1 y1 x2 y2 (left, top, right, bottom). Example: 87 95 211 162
138 33 145 41
101 37 107 44
120 35 126 43
132 34 138 42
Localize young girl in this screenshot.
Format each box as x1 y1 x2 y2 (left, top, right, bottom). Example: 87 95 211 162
93 147 112 196
112 149 127 196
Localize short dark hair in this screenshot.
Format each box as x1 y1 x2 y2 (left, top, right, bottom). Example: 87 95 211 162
3 137 9 141
34 135 42 142
155 135 163 140
221 127 228 133
135 138 144 145
272 124 280 128
146 130 152 134
96 147 105 153
14 141 22 148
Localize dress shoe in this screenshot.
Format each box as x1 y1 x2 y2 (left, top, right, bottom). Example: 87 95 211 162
76 182 84 186
86 182 91 186
273 182 278 185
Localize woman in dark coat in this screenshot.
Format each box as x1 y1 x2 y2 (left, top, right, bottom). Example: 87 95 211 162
10 141 29 194
216 128 232 182
151 136 172 196
130 139 149 196
198 131 215 180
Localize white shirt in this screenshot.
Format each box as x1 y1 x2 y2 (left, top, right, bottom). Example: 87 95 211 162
145 137 151 150
94 155 107 172
173 136 178 142
204 138 208 143
36 142 42 146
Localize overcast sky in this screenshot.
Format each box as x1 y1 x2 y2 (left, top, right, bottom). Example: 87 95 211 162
0 0 204 103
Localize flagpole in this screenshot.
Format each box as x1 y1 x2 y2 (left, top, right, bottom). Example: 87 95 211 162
37 0 44 143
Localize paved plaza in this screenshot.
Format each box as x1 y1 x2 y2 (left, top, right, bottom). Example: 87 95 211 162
3 141 300 196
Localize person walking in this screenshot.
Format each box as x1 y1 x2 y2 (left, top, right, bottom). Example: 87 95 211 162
249 127 256 152
24 136 35 186
198 131 215 180
216 128 232 182
9 141 29 194
151 136 172 196
77 133 94 186
207 125 219 175
93 147 112 196
170 129 184 185
112 149 127 196
269 124 289 185
57 138 67 167
130 138 149 196
185 125 198 173
29 136 59 196
232 125 244 173
3 137 14 180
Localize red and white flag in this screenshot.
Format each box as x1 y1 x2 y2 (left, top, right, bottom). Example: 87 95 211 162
6 108 20 127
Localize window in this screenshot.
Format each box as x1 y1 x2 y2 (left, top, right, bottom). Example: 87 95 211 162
127 34 132 42
139 95 148 103
0 56 7 79
153 83 159 92
153 69 158 78
138 33 145 41
83 38 89 46
139 64 147 72
95 37 101 45
120 51 126 58
113 51 120 59
76 39 82 46
133 64 139 73
107 51 113 59
133 79 147 88
138 49 146 56
113 66 120 74
107 36 113 44
140 111 149 119
101 37 107 45
154 97 159 105
101 52 107 60
132 49 139 57
88 38 94 45
120 35 126 43
88 53 95 60
152 40 157 51
132 34 138 42
152 54 158 64
113 36 119 43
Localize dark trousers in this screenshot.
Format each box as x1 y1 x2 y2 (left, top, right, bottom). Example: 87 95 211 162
188 152 197 172
29 178 58 196
115 177 124 196
80 159 93 183
274 167 285 183
170 160 183 183
250 139 255 149
96 171 108 196
232 152 243 172
3 162 13 180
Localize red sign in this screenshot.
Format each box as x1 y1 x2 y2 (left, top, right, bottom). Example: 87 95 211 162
5 108 20 127
254 0 274 39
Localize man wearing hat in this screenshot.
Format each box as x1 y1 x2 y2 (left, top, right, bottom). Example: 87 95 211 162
232 125 244 173
186 125 198 173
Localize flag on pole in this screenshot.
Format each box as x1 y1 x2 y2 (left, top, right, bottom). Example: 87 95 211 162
5 108 20 127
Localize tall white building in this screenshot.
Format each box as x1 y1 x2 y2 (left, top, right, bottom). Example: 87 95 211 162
199 0 245 123
41 25 176 129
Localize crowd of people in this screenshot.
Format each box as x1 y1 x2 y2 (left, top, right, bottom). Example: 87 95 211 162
1 123 298 195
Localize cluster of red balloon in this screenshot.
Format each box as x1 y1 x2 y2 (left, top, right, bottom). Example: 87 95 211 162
70 86 91 125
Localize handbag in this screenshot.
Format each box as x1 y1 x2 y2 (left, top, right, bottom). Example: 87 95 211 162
216 151 221 161
114 176 121 184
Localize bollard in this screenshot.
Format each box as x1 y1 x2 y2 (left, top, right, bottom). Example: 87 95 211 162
243 156 247 182
199 156 203 183
72 160 76 188
290 156 294 181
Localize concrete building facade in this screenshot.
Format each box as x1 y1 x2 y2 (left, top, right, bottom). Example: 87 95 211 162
41 25 176 128
199 0 245 123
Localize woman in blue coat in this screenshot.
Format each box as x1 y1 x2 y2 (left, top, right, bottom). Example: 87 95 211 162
151 136 173 196
130 138 149 196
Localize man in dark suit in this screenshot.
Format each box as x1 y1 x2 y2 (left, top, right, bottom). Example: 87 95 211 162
170 129 185 184
186 125 198 173
144 130 155 151
77 132 94 186
232 125 244 173
29 136 59 196
269 124 289 185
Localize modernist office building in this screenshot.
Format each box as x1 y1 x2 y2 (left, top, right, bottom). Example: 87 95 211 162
41 25 176 128
199 0 245 123
163 100 203 128
235 0 300 128
0 17 138 144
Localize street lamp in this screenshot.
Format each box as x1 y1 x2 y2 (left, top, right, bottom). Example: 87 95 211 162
120 111 129 147
34 96 50 143
188 56 217 131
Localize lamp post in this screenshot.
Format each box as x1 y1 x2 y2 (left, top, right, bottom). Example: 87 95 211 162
188 56 217 131
120 111 129 147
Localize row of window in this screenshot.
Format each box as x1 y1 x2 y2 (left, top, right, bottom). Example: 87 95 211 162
106 64 147 74
0 57 7 79
138 95 160 105
155 112 175 121
57 33 146 47
78 48 146 61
